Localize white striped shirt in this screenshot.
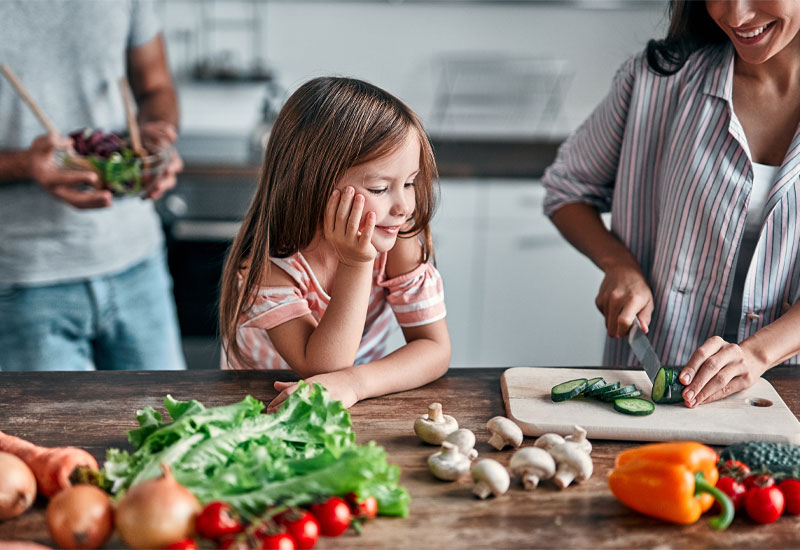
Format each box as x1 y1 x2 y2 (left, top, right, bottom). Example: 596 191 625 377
543 43 800 367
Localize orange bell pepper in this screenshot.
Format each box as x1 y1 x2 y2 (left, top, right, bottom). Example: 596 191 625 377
608 442 734 529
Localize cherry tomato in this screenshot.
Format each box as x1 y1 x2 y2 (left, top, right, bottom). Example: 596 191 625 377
310 497 351 537
345 492 378 520
745 485 785 524
719 459 751 478
778 478 800 515
715 476 747 511
257 532 295 550
165 540 198 550
196 501 244 540
744 473 775 491
277 509 319 550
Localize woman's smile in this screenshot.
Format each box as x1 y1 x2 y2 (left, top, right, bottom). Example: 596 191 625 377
731 21 776 45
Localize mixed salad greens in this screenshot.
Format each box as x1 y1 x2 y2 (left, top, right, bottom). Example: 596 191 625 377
98 382 410 517
68 128 145 195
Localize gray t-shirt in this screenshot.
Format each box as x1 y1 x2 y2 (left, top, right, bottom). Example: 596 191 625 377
0 0 164 285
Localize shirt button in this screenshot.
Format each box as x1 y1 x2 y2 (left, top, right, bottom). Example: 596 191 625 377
745 312 761 321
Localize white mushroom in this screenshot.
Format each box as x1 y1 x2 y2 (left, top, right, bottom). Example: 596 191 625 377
548 441 593 489
533 433 565 452
414 402 458 445
428 441 471 481
470 459 510 499
486 417 523 450
444 428 478 460
564 425 592 454
509 447 556 490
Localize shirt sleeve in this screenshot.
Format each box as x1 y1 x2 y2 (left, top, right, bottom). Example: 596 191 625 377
378 262 446 328
240 287 312 330
542 54 638 217
128 0 161 49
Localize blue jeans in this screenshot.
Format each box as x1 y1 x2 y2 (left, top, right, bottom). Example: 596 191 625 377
0 250 186 371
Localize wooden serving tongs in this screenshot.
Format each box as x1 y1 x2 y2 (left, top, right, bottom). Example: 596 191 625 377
0 63 95 173
118 76 148 159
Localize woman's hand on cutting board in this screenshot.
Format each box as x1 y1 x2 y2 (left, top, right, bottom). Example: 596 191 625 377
679 336 767 407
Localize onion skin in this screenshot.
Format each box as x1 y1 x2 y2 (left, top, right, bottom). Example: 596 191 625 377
115 464 201 550
45 484 113 550
0 452 37 520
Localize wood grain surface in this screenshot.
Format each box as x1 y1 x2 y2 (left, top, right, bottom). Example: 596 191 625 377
503 367 800 444
1 367 799 549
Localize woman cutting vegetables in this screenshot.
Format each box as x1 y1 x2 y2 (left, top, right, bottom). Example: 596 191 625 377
543 0 800 407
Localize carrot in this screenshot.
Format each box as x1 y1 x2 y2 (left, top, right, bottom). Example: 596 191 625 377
0 429 98 498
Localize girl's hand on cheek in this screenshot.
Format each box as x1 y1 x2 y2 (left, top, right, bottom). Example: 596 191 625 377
324 187 377 266
679 336 765 407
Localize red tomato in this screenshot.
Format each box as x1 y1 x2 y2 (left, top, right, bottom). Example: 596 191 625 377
257 532 295 550
719 459 751 478
196 501 244 540
345 492 378 520
745 485 785 524
778 478 800 515
744 473 775 491
310 497 351 537
715 477 747 511
165 540 198 550
277 509 319 550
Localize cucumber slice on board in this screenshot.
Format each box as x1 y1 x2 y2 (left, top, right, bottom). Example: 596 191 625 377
551 378 588 402
599 384 640 402
589 381 621 399
613 397 655 416
651 367 686 404
584 377 605 394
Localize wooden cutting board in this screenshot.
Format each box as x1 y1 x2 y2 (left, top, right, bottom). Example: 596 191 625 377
501 367 800 445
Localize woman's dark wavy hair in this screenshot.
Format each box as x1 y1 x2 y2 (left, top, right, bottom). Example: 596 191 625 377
646 0 728 76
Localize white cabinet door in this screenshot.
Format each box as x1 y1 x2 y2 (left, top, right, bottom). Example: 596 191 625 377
478 182 606 367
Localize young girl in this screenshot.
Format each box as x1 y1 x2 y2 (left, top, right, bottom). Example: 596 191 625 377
219 77 451 411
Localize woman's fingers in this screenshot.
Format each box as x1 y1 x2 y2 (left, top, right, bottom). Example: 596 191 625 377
680 336 726 385
681 337 736 406
693 368 750 406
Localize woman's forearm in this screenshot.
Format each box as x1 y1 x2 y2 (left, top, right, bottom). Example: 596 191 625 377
550 202 639 273
741 302 800 369
0 150 32 184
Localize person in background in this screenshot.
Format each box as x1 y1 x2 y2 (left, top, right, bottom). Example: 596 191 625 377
0 0 185 371
542 0 800 406
219 77 451 411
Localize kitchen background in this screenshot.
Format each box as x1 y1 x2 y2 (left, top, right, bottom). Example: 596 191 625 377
154 0 668 370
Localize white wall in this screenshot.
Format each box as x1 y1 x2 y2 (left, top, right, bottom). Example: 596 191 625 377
162 1 668 136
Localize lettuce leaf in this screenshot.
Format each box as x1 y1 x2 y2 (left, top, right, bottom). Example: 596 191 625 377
102 382 409 516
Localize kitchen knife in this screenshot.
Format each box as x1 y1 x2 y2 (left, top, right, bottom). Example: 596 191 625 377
628 318 661 383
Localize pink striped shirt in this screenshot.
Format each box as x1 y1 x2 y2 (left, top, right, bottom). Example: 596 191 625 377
543 43 800 367
224 251 446 370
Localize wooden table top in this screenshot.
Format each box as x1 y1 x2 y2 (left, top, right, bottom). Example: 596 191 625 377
1 366 799 549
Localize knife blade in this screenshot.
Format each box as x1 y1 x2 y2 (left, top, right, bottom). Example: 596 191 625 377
628 318 661 383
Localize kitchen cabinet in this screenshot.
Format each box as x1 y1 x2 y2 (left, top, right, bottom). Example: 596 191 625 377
386 180 606 367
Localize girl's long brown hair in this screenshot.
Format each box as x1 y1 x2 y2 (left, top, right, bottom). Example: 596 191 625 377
219 76 439 368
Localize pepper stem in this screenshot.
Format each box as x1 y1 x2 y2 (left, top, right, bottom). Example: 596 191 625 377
694 472 734 530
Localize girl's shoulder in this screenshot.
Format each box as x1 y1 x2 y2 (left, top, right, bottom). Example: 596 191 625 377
241 253 309 289
385 232 425 279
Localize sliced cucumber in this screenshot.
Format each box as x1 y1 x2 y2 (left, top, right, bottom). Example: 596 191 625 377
584 381 611 397
651 367 685 404
590 381 621 399
551 378 588 402
599 384 640 402
584 377 605 394
613 397 655 416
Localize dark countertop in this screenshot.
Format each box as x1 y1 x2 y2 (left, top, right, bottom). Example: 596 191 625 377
1 366 799 548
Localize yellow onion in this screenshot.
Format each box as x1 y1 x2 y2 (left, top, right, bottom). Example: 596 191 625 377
115 463 201 549
45 484 113 549
0 452 37 520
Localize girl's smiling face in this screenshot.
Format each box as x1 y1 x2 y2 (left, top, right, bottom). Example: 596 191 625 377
337 132 420 252
706 0 800 65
